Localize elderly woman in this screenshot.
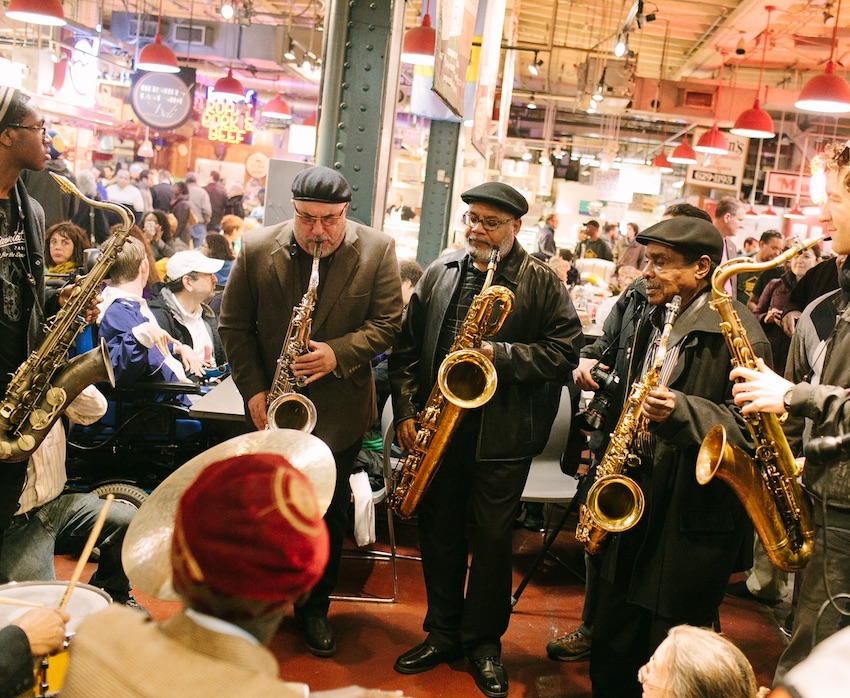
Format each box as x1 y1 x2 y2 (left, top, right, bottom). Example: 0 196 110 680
638 625 767 698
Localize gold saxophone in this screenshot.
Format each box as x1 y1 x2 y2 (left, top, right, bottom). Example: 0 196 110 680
0 174 134 462
576 294 681 554
695 236 822 572
266 242 320 432
389 247 515 519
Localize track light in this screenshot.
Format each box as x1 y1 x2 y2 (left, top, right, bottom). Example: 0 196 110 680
614 33 628 58
284 38 296 61
220 1 235 19
528 51 544 76
527 94 537 110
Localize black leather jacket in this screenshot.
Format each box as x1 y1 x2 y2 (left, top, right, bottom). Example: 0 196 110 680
389 243 582 461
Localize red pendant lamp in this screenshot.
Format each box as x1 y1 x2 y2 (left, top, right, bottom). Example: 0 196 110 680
651 123 673 171
135 0 179 73
695 59 729 155
796 0 850 112
401 0 436 66
6 0 66 26
731 6 776 139
263 94 292 121
668 125 698 164
213 69 245 101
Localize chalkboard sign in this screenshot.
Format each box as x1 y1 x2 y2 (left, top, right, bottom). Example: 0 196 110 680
130 69 194 130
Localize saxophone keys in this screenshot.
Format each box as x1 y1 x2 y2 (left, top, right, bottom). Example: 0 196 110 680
28 409 51 430
45 387 67 407
16 434 36 453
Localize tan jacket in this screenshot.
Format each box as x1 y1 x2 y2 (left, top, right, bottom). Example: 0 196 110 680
61 606 309 698
219 221 403 451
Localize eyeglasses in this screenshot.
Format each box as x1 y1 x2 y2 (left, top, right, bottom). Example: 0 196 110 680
293 203 348 227
6 121 47 138
461 212 514 233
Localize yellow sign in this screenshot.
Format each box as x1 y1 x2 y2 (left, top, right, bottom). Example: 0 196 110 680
201 101 254 145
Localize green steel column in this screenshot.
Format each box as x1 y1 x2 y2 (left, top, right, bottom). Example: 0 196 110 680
316 0 395 226
418 120 462 267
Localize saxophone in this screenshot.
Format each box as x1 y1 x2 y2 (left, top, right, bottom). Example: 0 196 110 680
576 295 681 554
266 242 320 432
389 247 515 519
0 174 133 462
695 236 822 572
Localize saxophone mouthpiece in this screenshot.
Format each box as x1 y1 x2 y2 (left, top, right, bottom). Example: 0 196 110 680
49 173 82 198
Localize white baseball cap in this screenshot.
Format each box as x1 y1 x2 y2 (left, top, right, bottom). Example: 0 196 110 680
166 250 224 281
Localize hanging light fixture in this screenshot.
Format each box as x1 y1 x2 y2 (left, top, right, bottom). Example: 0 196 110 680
213 68 245 100
220 1 235 19
263 94 292 121
651 122 673 172
797 0 850 112
668 125 698 164
284 38 297 61
528 51 544 76
6 0 66 26
401 0 435 66
614 33 628 58
695 58 729 155
527 94 537 110
138 128 155 159
136 0 180 73
731 6 776 138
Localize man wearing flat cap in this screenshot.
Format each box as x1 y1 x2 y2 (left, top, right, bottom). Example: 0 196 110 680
389 181 582 697
219 166 402 657
569 216 769 697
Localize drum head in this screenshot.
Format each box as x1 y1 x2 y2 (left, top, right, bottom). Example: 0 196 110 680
0 581 110 634
122 429 336 601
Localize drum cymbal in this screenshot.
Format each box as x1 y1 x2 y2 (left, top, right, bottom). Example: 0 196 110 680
122 429 336 601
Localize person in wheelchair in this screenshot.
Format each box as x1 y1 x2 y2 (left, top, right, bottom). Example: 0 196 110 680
97 238 204 406
149 250 226 379
0 386 139 607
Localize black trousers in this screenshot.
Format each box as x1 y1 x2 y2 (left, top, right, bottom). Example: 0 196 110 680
417 433 530 660
0 463 27 584
299 439 362 617
589 577 717 698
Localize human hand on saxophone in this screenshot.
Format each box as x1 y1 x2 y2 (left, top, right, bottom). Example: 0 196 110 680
730 358 792 415
291 340 337 385
641 386 676 423
58 276 101 325
396 418 418 452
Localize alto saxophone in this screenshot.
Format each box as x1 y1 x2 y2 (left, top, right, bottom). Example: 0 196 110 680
695 236 822 572
389 247 515 519
576 295 681 554
0 174 134 462
266 242 320 432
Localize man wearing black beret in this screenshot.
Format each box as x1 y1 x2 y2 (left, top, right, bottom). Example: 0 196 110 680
568 216 769 697
219 165 403 657
389 181 583 697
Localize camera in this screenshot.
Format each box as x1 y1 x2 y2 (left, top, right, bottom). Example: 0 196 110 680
579 365 621 431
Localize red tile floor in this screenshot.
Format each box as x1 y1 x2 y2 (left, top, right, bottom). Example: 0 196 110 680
54 508 790 698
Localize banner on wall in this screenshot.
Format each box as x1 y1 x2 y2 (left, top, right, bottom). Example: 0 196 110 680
432 0 479 117
471 0 505 158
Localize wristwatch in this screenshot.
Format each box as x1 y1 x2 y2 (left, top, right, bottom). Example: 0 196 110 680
782 386 795 412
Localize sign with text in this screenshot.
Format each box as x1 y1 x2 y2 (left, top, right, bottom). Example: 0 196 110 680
433 0 479 117
685 128 748 193
201 100 255 145
765 170 813 201
130 69 194 130
471 0 503 158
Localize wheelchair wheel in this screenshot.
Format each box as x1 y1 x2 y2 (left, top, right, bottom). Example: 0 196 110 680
91 482 149 509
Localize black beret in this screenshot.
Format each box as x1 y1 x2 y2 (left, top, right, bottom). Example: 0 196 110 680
460 182 528 218
636 217 723 265
291 166 352 203
586 219 600 229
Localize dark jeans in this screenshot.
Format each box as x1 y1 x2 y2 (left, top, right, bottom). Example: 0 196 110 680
417 433 531 660
299 439 362 617
0 493 135 598
0 463 28 584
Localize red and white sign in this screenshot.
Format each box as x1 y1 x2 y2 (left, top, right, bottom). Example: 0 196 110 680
685 129 748 193
765 170 813 202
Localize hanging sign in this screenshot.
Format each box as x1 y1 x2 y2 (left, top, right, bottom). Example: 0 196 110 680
201 100 255 145
685 128 748 193
765 170 813 201
130 70 194 130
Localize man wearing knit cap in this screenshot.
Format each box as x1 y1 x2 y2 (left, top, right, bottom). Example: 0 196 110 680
389 181 582 697
0 87 100 575
568 216 770 697
61 444 407 698
220 165 403 657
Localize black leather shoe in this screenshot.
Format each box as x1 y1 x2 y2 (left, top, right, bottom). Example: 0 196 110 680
394 642 462 674
725 580 781 607
298 614 336 657
470 656 508 698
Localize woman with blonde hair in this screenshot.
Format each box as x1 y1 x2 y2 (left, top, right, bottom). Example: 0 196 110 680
638 625 768 698
219 214 245 256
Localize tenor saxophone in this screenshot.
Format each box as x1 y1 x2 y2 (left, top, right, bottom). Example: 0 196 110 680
0 174 134 462
576 295 681 554
266 242 320 432
389 247 515 519
695 236 822 572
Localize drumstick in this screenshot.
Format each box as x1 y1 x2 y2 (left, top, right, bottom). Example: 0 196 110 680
0 597 44 608
58 494 114 612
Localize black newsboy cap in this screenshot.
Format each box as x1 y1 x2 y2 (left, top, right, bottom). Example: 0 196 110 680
636 217 723 265
291 166 352 203
460 182 528 218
